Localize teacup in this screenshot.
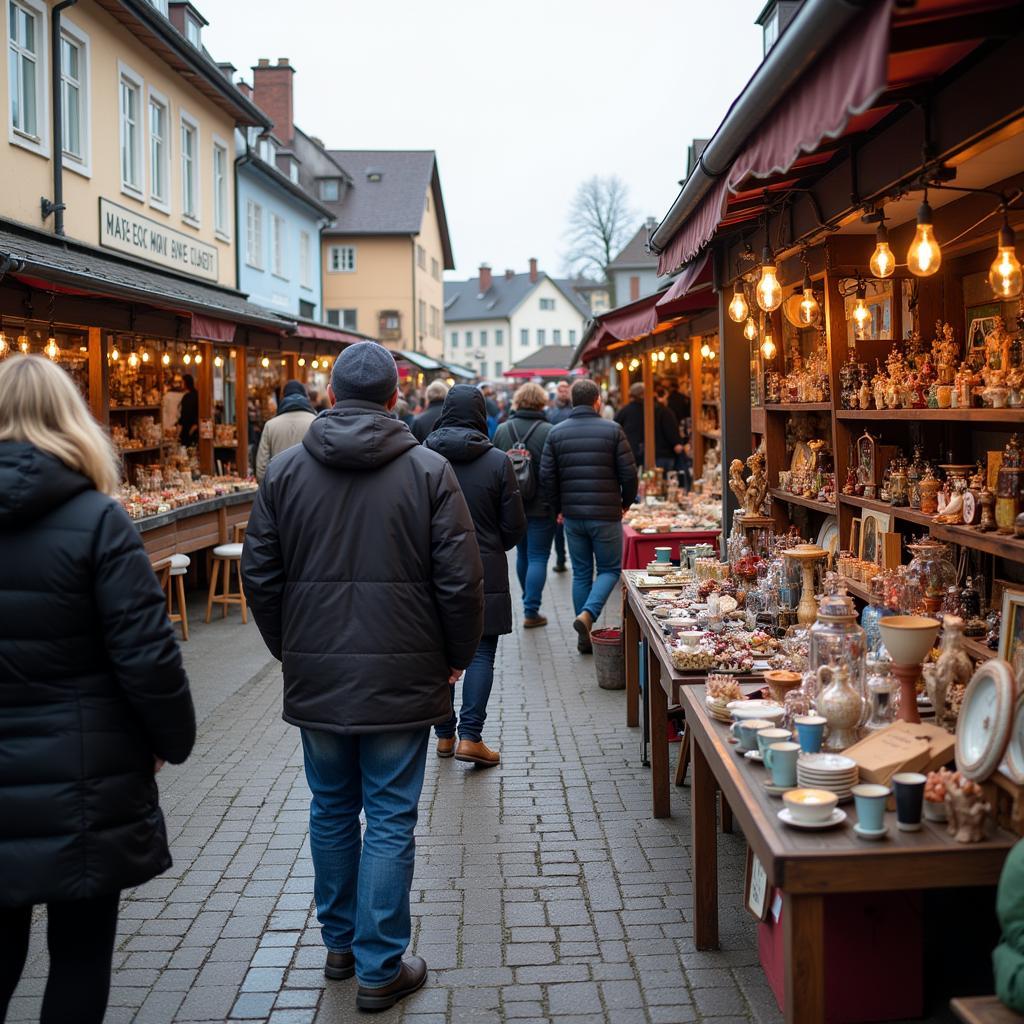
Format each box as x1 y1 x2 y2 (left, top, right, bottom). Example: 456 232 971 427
783 787 839 824
756 727 792 759
794 715 827 754
654 546 672 563
765 741 801 788
852 783 890 832
892 772 927 832
731 718 773 752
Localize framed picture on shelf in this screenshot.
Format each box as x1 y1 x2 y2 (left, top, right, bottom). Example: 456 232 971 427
998 590 1024 682
966 302 1001 354
849 518 861 556
859 509 893 565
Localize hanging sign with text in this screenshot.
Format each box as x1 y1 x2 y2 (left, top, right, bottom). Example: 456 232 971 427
99 199 219 283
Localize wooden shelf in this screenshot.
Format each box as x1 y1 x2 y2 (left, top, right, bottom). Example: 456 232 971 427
962 635 995 662
929 522 1024 562
838 494 937 529
839 576 873 603
118 445 162 455
109 405 161 413
769 488 835 515
836 408 1024 423
764 402 832 412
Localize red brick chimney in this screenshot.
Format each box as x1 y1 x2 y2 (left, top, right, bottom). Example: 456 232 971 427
478 264 492 293
529 258 538 283
252 58 295 145
504 268 515 280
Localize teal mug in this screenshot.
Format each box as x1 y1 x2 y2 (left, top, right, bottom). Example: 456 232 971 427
765 741 800 788
852 783 890 831
756 727 792 759
794 715 827 754
730 718 773 752
654 546 672 563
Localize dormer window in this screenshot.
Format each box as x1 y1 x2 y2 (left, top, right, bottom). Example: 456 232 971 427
288 159 299 184
319 178 341 201
147 0 168 14
185 12 202 46
257 137 276 164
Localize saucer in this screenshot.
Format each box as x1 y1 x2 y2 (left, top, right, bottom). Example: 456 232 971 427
744 750 764 763
853 823 888 841
763 780 796 796
777 808 848 830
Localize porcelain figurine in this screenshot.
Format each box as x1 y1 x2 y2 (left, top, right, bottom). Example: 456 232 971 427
922 616 974 729
945 773 991 843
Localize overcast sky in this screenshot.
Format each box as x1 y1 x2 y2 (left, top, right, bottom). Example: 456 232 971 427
201 0 765 282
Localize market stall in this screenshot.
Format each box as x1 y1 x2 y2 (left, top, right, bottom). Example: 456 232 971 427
621 493 722 570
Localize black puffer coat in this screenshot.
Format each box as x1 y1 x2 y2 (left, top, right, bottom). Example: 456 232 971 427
242 399 485 733
493 409 553 518
0 442 195 907
540 406 638 521
411 399 445 443
425 387 526 636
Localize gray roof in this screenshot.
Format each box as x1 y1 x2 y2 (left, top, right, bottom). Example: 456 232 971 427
444 272 590 323
554 278 597 318
321 150 454 268
608 223 660 270
509 346 578 372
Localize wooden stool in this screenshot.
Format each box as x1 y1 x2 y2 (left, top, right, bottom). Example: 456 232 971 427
206 542 247 623
153 555 190 640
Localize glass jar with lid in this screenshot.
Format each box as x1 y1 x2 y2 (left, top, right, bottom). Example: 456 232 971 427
809 589 867 721
906 539 957 615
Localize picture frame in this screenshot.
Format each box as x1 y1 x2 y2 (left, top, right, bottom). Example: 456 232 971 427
998 590 1024 683
744 848 770 922
849 518 861 556
966 302 1001 352
992 578 1014 612
859 510 892 565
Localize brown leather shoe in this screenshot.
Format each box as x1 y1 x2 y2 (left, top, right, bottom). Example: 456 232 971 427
436 737 455 758
324 949 354 980
574 611 594 653
455 739 500 767
523 615 547 628
356 955 427 1011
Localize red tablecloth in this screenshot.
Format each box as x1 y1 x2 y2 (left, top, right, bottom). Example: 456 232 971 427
621 526 721 570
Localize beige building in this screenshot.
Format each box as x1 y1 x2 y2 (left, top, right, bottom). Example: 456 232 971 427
316 150 454 357
2 0 267 286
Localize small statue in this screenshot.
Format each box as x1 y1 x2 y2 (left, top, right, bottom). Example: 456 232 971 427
728 459 747 509
743 450 769 517
945 772 991 843
922 616 974 729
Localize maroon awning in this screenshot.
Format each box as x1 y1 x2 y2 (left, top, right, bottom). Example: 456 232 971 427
191 314 237 343
295 322 360 344
655 253 713 320
657 0 893 273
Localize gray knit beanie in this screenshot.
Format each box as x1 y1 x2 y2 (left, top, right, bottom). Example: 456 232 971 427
330 342 398 406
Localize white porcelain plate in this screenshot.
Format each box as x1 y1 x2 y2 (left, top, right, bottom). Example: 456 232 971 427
777 808 848 830
1001 692 1024 785
798 753 857 772
955 659 1018 781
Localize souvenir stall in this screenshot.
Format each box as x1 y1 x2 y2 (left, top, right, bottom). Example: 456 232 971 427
636 1 1024 1020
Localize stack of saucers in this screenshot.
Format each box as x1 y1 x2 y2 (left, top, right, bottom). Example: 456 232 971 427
705 696 733 724
796 753 859 802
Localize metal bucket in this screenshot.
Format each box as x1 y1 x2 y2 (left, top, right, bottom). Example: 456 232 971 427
591 627 625 690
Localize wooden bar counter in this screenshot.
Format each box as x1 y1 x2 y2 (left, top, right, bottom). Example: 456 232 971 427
131 491 256 562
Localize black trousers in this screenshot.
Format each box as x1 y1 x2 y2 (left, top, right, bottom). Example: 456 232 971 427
0 892 119 1024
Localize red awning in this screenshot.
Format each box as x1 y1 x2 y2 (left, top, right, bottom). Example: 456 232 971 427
657 0 893 274
191 314 237 343
655 253 713 320
295 322 360 345
504 366 585 379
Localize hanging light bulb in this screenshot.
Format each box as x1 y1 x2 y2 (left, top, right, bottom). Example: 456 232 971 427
110 345 120 361
760 329 777 360
669 351 678 364
18 334 29 353
869 220 895 279
161 351 171 366
682 351 690 361
310 358 320 370
261 355 270 368
297 357 306 367
45 335 59 360
141 349 150 363
743 316 758 342
700 341 711 359
852 282 871 338
756 246 783 312
127 351 139 369
614 360 623 371
989 215 1022 299
182 352 192 365
728 280 749 323
0 330 7 357
194 351 203 365
214 354 223 368
907 197 941 277
229 348 237 359
798 271 820 326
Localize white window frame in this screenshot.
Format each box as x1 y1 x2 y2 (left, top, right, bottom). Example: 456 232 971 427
450 331 458 349
319 178 339 201
270 213 286 279
520 328 529 346
539 297 555 310
212 135 229 239
179 109 200 225
495 329 504 347
328 245 356 273
8 0 49 157
536 329 546 345
117 61 144 197
245 199 263 270
58 18 89 176
146 86 170 212
185 12 202 47
147 0 168 14
553 329 561 345
299 231 312 290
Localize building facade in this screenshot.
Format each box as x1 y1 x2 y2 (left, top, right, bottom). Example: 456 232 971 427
443 261 589 380
607 219 663 308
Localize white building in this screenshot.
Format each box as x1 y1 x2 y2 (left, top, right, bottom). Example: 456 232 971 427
443 260 590 380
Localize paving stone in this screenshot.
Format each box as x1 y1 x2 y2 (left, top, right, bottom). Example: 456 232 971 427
230 991 277 1018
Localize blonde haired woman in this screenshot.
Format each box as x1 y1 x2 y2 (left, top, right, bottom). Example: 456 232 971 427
493 382 557 627
0 356 195 1024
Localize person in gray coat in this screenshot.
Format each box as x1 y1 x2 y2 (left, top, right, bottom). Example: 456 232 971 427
255 380 316 482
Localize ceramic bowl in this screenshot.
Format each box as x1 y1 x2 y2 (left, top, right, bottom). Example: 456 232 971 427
782 788 839 824
878 615 940 665
728 700 785 725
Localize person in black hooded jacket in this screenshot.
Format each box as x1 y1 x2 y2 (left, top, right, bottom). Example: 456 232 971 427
425 385 526 768
242 343 484 1011
0 356 195 1024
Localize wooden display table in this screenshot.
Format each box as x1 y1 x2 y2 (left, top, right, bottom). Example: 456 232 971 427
679 685 1016 1024
133 491 256 562
621 524 720 570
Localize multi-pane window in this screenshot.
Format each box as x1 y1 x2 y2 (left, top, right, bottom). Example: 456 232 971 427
430 306 439 338
418 299 426 335
553 329 561 345
494 361 503 376
120 71 143 192
328 245 356 272
148 95 168 205
495 329 504 347
60 34 83 161
569 329 577 345
326 309 358 330
431 258 440 281
9 1 41 140
465 331 473 348
213 142 228 235
450 332 458 349
271 214 285 277
480 361 488 379
539 298 555 310
480 330 489 347
536 329 546 345
299 232 311 289
180 116 198 219
520 329 529 346
185 14 201 47
416 244 426 270
245 200 263 268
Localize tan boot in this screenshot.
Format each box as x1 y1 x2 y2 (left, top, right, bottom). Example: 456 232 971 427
455 739 500 767
574 611 594 653
523 615 547 629
436 737 455 758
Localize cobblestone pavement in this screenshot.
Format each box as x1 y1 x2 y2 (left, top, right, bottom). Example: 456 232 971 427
9 561 780 1024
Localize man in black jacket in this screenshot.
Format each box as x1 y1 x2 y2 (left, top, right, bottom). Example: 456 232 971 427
411 379 449 442
540 378 637 653
242 342 484 1012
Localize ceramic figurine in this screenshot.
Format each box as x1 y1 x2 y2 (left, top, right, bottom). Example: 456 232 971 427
945 773 991 843
728 459 747 509
922 616 974 730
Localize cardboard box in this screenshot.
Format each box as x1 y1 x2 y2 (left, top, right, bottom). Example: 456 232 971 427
844 721 955 786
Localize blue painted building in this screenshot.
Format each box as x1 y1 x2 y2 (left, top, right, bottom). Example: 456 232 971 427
234 125 333 321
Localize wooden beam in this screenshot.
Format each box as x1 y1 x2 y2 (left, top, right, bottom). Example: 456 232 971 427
235 347 249 478
718 283 751 530
642 352 655 473
198 341 214 474
691 335 703 481
87 327 108 427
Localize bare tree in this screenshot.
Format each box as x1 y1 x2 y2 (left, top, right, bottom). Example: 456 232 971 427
562 175 636 302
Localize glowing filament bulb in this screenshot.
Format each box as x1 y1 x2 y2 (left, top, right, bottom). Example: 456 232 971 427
183 352 192 365
852 286 870 337
161 352 171 366
45 336 59 360
760 331 777 360
310 359 320 369
798 273 820 327
297 357 306 367
110 347 120 361
194 352 202 365
728 282 748 323
907 200 941 277
670 352 678 364
700 341 711 359
614 360 623 371
141 350 150 363
743 316 758 342
0 331 7 355
261 355 270 368
682 351 690 361
989 220 1022 299
127 351 139 369
869 222 894 279
214 355 223 368
756 248 782 311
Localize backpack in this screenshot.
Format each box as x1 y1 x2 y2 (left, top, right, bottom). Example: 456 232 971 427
506 420 542 501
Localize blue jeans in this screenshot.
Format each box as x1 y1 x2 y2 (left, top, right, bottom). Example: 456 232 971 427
553 520 566 566
516 516 556 617
435 635 499 742
563 518 623 621
300 727 429 987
